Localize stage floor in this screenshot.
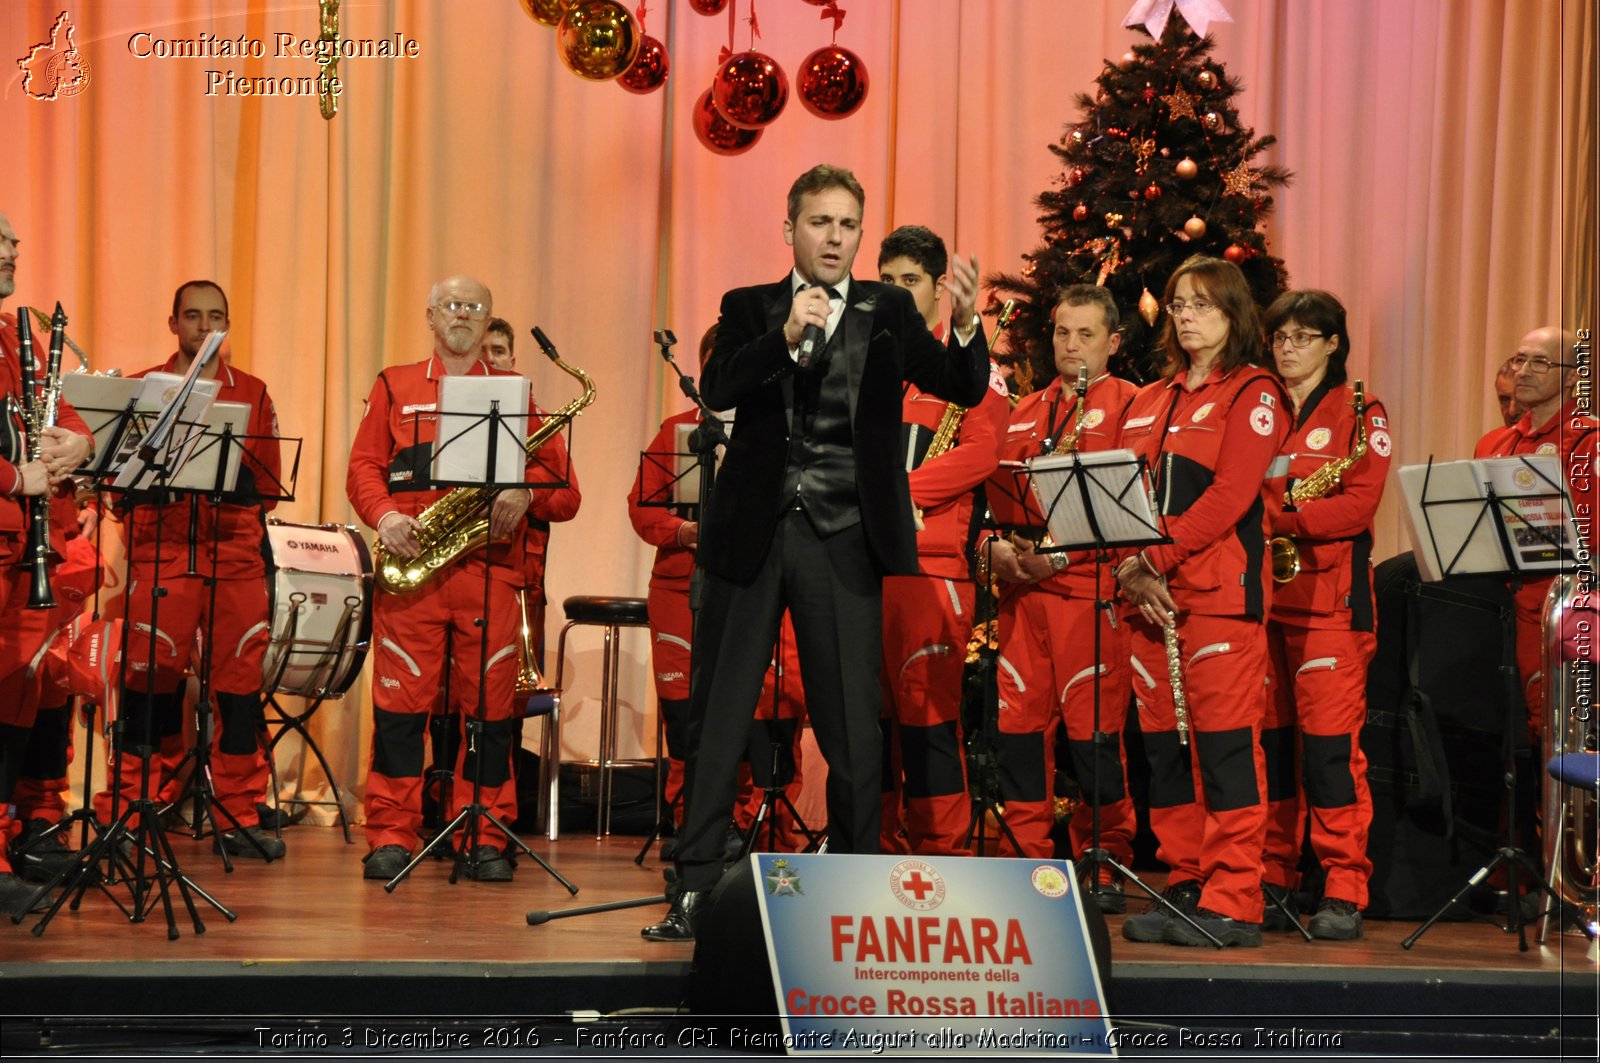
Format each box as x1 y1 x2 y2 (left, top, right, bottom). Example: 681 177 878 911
1 825 1595 1058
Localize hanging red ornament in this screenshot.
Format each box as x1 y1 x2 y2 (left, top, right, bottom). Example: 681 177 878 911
618 35 669 94
1072 204 1089 221
557 0 640 81
1183 216 1207 239
1202 111 1223 132
1196 69 1218 91
1175 157 1198 179
519 0 569 27
797 45 869 119
1223 244 1246 264
693 87 762 155
1142 84 1156 103
688 0 728 13
712 50 789 128
1067 166 1086 186
1143 183 1162 201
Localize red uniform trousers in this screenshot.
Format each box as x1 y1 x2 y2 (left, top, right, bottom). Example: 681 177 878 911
1129 614 1271 923
995 588 1135 862
366 560 521 852
647 582 694 822
95 567 270 829
1262 624 1376 907
880 574 973 856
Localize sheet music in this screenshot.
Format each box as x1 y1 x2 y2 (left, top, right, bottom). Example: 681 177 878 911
110 373 221 490
60 374 141 474
1480 454 1583 571
1027 448 1159 548
433 375 530 487
170 400 251 492
1398 456 1577 581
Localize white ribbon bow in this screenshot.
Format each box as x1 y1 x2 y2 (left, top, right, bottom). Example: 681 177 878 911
1122 0 1234 40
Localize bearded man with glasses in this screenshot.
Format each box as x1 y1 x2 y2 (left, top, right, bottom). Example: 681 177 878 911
1474 326 1597 746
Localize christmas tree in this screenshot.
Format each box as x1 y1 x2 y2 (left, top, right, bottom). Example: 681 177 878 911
989 25 1290 385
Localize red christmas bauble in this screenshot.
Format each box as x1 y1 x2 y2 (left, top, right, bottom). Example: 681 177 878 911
1223 244 1246 264
688 0 728 13
693 87 761 155
617 35 669 94
1067 167 1086 186
1183 216 1207 239
712 50 789 128
797 45 869 119
1143 183 1162 201
1175 157 1198 179
1072 204 1089 221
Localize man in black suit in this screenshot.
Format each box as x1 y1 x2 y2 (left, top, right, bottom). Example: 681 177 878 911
644 164 989 940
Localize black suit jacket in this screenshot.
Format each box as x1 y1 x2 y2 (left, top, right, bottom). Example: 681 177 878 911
698 276 989 584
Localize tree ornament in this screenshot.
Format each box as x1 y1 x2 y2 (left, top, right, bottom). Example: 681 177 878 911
1224 244 1246 264
1128 188 1142 200
1143 182 1162 201
1175 156 1198 179
1139 288 1161 326
693 87 761 154
1132 136 1157 174
1122 0 1234 40
617 35 669 94
688 0 727 13
1068 129 1086 151
1105 212 1124 229
1072 204 1089 221
1142 85 1156 103
1221 160 1259 197
519 0 569 27
713 51 789 128
557 0 639 81
1120 51 1137 67
1202 111 1223 132
1183 216 1207 239
1068 166 1086 186
797 45 869 119
1160 88 1198 122
1196 69 1218 91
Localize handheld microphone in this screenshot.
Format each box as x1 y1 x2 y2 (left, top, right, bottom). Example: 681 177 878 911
796 323 825 371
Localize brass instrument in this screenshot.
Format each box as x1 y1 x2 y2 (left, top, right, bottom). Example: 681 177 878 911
15 305 66 610
373 333 595 594
25 305 91 373
514 588 555 699
1271 380 1368 583
913 300 1017 531
1540 572 1598 939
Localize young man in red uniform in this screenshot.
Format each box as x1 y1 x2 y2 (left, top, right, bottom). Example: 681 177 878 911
1115 256 1290 948
0 209 93 912
348 275 580 882
982 285 1139 902
93 281 285 860
1259 290 1391 941
876 225 1009 856
1475 326 1598 747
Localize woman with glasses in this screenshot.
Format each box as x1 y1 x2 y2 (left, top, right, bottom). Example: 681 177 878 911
1257 290 1391 941
1114 255 1290 948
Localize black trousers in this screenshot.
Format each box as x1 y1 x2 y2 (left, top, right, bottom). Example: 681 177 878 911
676 508 885 890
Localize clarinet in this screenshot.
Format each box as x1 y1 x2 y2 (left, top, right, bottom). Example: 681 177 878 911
15 306 64 610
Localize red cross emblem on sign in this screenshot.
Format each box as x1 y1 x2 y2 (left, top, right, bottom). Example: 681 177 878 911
901 871 935 900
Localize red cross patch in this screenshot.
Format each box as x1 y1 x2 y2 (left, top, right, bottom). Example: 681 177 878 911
1249 405 1275 436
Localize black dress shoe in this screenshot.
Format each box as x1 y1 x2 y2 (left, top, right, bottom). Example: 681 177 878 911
642 889 708 942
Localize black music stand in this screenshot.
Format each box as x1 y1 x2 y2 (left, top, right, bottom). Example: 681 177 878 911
1400 456 1595 950
379 356 574 895
734 624 823 860
25 337 237 936
1014 447 1230 948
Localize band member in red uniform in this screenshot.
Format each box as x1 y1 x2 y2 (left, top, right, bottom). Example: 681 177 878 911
1474 326 1598 743
1258 290 1390 941
0 210 92 913
1115 256 1290 948
348 276 580 882
91 281 284 860
982 285 1139 899
876 225 1008 856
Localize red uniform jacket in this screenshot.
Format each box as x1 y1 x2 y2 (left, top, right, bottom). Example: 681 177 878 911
1119 365 1291 619
986 372 1138 600
902 363 1010 581
0 312 93 546
346 353 579 585
1266 381 1391 630
628 408 699 595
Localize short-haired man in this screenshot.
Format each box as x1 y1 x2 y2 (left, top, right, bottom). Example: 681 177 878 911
876 224 1008 855
348 276 580 882
644 165 989 940
483 317 515 373
1474 326 1598 743
981 285 1139 906
1494 357 1523 427
94 280 285 861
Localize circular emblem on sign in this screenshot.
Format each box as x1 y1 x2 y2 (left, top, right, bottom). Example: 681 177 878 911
1536 442 1559 456
889 859 947 912
1191 402 1215 423
1031 865 1070 899
1082 408 1105 430
1249 405 1275 436
1305 427 1332 451
1370 429 1392 458
1513 467 1537 491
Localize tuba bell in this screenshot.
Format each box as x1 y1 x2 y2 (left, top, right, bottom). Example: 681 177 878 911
1539 572 1599 938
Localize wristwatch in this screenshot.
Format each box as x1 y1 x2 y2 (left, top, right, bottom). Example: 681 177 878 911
1048 551 1068 573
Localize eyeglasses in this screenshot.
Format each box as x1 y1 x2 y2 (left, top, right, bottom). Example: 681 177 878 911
434 300 489 320
1270 330 1326 351
1507 355 1572 374
1166 299 1218 318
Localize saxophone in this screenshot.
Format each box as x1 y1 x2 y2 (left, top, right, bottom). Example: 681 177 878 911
373 333 595 594
1271 380 1368 583
913 300 1017 531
